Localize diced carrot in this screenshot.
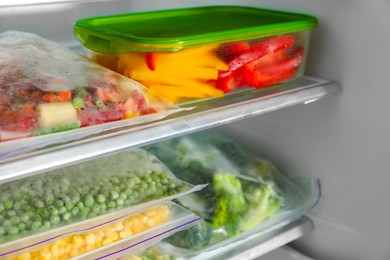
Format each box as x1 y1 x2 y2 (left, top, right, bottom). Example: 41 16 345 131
96 89 123 103
43 93 58 103
58 90 71 102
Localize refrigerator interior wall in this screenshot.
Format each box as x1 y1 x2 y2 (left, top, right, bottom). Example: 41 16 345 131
0 0 388 260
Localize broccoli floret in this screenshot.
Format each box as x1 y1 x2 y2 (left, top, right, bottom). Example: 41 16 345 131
164 221 213 250
211 173 248 236
238 183 284 232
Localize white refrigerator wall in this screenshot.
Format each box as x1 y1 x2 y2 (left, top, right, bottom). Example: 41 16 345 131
1 1 389 259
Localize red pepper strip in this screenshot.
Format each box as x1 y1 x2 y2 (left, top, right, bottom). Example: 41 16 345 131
240 47 304 88
217 41 251 62
146 52 156 71
215 70 238 92
227 35 295 72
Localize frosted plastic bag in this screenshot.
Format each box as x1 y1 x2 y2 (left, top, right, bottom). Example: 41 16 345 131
0 31 183 159
0 148 206 256
144 132 320 256
4 202 201 260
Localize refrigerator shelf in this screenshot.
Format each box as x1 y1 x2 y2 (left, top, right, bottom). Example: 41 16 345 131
0 76 340 184
134 216 313 260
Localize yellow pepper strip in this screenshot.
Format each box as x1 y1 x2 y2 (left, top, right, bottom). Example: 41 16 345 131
139 78 223 98
11 206 170 260
119 52 148 70
147 83 208 102
153 49 228 70
129 66 218 80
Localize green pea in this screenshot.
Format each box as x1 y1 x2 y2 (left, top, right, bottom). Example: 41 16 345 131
0 203 5 212
62 213 71 221
59 207 67 215
10 216 20 225
45 194 55 205
20 214 30 222
0 227 5 235
107 201 116 209
65 202 74 211
55 200 64 208
7 226 19 235
50 216 61 225
35 200 44 208
31 221 42 231
7 210 17 217
13 201 23 210
71 207 80 216
49 206 59 216
116 199 124 207
111 191 119 200
84 196 94 207
5 201 13 209
18 223 26 232
97 194 105 203
100 203 107 211
111 177 120 184
76 202 84 209
80 208 90 218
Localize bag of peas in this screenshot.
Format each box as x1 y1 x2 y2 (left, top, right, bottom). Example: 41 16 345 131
0 149 206 258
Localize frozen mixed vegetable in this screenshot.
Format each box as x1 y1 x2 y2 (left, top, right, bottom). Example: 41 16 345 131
145 134 284 250
0 149 187 245
0 31 173 142
92 34 304 104
9 205 170 260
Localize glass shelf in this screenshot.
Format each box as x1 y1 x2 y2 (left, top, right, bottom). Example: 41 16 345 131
0 76 340 184
133 216 313 260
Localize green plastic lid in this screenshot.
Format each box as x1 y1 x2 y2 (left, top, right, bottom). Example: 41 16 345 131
74 6 318 54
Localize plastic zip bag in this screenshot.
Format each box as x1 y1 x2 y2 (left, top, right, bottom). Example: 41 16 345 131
0 149 206 256
144 131 320 256
4 202 200 260
0 31 184 159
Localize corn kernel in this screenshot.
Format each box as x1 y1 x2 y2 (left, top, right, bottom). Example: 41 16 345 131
72 235 84 249
102 238 113 246
38 251 52 260
85 233 96 245
119 230 133 239
113 222 124 231
65 244 73 254
50 244 60 258
68 249 80 258
138 215 148 224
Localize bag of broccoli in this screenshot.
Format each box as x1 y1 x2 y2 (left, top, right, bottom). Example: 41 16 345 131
145 134 285 251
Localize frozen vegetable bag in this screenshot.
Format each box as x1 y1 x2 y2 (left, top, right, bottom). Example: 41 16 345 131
5 202 201 260
0 31 178 143
0 149 206 257
145 132 320 255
